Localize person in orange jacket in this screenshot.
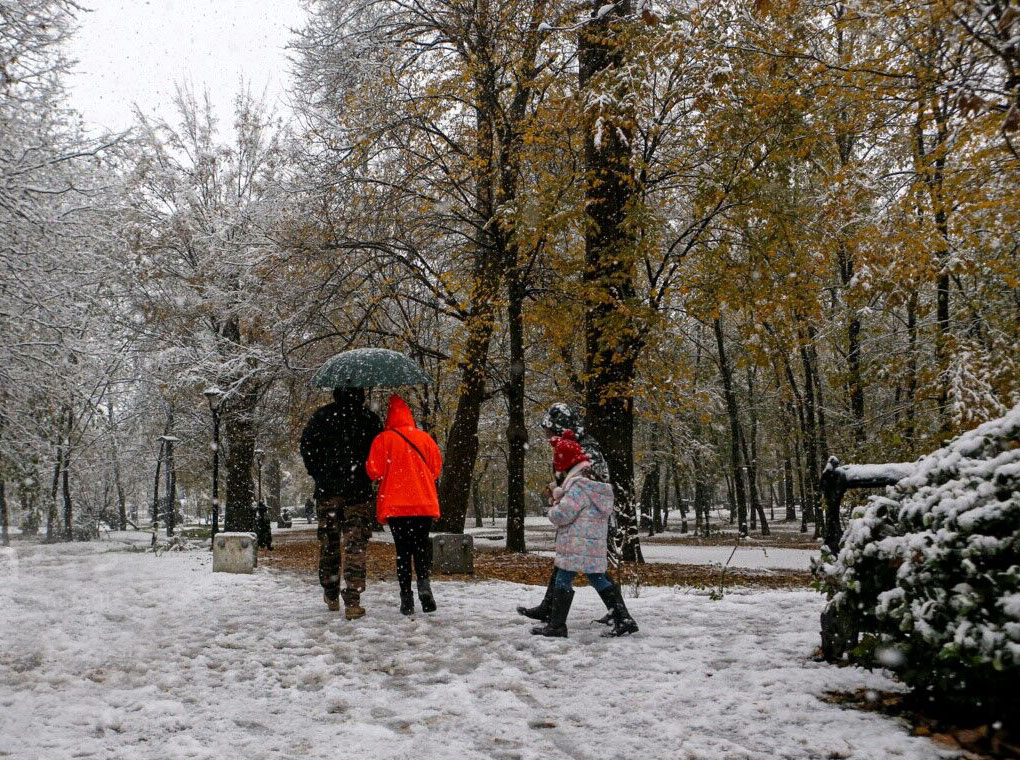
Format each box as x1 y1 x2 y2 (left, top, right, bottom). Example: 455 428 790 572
366 394 443 615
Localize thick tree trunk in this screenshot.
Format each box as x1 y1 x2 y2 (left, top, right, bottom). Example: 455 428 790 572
505 272 528 553
165 438 177 537
266 456 282 521
580 0 642 564
435 13 501 534
714 317 748 536
223 392 257 533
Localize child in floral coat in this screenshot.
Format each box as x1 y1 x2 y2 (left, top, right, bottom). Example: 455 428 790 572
531 431 639 638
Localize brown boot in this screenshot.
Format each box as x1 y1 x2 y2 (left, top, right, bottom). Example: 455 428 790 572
345 604 366 620
324 592 341 612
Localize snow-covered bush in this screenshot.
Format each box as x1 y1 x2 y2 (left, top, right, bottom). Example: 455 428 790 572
818 405 1020 718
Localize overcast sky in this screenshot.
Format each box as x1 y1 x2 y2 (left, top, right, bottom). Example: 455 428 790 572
66 0 306 134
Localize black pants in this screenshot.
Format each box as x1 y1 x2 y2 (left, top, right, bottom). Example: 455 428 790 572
388 517 433 592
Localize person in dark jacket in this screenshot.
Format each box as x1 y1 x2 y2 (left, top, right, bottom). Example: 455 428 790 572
300 387 383 620
517 402 618 625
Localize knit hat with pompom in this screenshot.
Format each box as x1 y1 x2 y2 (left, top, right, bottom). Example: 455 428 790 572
550 429 590 475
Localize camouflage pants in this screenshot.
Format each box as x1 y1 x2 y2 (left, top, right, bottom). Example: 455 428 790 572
317 497 373 607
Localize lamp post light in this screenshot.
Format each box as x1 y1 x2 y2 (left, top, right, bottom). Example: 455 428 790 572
203 387 224 549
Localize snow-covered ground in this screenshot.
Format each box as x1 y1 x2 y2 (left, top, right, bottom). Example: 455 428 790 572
0 541 946 760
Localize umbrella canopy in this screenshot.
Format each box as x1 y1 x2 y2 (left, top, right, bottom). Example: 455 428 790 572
311 348 430 389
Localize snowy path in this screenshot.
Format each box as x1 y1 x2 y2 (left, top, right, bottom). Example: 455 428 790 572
0 543 947 760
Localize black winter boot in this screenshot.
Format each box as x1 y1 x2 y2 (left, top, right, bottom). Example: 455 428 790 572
399 588 415 615
417 578 437 613
517 568 557 621
597 585 639 637
531 587 573 638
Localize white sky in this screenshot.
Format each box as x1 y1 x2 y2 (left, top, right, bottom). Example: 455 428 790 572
66 0 307 134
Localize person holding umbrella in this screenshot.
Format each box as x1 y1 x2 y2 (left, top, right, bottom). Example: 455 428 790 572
300 387 382 620
305 348 433 619
366 395 443 615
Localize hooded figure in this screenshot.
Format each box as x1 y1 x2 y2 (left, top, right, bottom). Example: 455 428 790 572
366 395 442 523
366 395 443 615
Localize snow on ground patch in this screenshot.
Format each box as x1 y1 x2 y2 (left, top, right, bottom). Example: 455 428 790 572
0 543 946 760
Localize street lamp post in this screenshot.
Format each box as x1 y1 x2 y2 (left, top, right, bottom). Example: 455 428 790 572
204 387 223 549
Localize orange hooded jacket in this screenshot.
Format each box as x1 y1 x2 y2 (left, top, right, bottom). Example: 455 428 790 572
366 395 443 522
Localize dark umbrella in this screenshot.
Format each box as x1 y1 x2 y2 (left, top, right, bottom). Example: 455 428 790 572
311 348 430 388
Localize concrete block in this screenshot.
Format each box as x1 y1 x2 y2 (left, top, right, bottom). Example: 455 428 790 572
213 532 258 574
432 533 473 574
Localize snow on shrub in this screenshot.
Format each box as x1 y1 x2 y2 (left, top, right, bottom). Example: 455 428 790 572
817 404 1020 718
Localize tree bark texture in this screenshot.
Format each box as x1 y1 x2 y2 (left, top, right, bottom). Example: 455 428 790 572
579 0 643 563
223 392 257 533
714 318 748 536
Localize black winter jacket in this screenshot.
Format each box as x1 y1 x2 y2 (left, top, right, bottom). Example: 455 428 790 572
300 400 383 503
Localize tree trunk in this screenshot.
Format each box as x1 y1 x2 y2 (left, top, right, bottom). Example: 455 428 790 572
48 413 65 542
672 465 687 534
107 404 128 531
266 456 282 521
434 11 501 533
739 428 769 536
61 444 73 541
0 405 7 546
800 342 822 539
223 392 257 533
905 290 918 446
580 0 642 564
783 454 796 521
653 463 664 534
714 317 748 536
639 464 660 537
472 478 484 529
165 437 177 537
505 271 528 553
151 442 163 534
